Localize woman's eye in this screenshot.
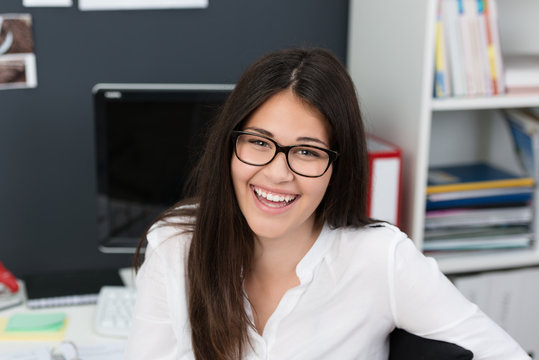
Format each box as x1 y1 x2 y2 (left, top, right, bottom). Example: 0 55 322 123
295 148 322 158
249 139 270 147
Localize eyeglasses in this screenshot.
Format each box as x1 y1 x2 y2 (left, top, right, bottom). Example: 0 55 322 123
232 130 339 178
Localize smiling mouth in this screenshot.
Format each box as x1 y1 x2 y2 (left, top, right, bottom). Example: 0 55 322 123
252 186 299 208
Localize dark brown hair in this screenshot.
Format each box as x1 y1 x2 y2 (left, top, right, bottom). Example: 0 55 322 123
135 47 372 359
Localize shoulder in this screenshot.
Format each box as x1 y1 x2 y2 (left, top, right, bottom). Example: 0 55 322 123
147 220 192 254
136 216 194 300
330 222 410 252
323 222 418 276
143 209 196 271
146 204 197 248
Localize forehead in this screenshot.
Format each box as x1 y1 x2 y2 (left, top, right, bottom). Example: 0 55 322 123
243 90 331 145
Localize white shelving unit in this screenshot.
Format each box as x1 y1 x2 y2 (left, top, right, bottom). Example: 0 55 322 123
347 0 539 274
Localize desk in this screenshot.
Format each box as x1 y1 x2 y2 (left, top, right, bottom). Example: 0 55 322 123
0 302 126 355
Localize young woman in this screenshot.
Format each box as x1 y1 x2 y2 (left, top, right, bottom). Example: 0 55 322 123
125 48 530 359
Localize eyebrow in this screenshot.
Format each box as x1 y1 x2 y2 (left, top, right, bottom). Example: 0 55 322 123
244 127 329 147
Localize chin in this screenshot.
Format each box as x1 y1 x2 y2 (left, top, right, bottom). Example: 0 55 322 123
246 218 287 241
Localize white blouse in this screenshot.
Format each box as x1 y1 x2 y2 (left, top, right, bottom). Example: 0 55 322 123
124 222 530 359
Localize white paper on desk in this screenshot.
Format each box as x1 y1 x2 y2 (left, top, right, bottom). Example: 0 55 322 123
0 343 125 360
78 343 126 359
0 347 49 360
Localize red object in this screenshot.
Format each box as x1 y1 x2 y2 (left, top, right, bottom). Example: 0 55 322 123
366 134 402 226
0 261 19 293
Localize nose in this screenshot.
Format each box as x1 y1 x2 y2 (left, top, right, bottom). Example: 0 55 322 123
263 151 294 182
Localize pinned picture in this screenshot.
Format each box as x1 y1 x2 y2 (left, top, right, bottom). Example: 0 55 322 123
0 14 37 90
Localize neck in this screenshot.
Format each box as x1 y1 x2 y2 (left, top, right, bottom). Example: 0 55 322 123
251 220 323 278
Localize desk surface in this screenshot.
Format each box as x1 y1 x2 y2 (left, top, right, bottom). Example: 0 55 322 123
0 302 126 355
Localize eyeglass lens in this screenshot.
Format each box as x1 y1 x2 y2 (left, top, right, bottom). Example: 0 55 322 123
235 133 331 177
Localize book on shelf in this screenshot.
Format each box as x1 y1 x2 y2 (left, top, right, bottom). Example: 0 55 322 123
424 224 530 240
425 205 533 229
426 189 532 210
427 186 533 202
502 108 539 180
424 220 532 254
366 134 401 226
463 0 487 95
441 0 467 96
427 162 534 194
435 0 452 98
504 54 539 94
484 0 504 94
475 0 494 95
423 232 532 252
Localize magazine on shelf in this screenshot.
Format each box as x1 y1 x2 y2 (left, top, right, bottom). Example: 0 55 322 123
423 233 532 252
426 192 532 210
424 224 530 240
425 205 533 229
427 186 533 201
427 162 534 194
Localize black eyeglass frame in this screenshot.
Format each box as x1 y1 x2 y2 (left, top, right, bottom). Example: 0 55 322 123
231 130 339 178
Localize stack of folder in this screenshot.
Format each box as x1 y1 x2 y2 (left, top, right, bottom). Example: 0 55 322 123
424 162 534 253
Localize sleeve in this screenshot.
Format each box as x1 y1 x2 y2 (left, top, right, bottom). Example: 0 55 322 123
389 236 531 360
124 243 179 360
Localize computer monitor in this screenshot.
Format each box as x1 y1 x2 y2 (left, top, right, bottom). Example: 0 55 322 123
93 83 234 253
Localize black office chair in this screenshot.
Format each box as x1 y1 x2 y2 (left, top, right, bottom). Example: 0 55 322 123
389 328 473 360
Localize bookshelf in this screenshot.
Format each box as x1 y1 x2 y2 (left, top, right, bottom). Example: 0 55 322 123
347 0 539 274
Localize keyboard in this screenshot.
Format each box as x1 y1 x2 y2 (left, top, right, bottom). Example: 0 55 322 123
94 286 137 337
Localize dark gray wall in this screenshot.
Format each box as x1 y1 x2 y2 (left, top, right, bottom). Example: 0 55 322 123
0 0 349 277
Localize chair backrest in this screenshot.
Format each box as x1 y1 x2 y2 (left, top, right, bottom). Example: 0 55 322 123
389 328 473 360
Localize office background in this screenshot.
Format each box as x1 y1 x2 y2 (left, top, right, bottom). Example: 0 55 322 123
0 0 349 276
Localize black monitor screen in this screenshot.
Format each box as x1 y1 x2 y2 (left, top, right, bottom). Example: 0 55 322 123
93 84 233 252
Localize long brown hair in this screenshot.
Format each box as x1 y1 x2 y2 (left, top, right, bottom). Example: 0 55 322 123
135 47 372 359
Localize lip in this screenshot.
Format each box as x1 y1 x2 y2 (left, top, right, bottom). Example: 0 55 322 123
250 184 300 215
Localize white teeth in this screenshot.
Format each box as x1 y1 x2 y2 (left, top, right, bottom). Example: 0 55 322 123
254 187 296 203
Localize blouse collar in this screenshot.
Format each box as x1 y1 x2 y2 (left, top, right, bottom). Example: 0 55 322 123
295 223 332 284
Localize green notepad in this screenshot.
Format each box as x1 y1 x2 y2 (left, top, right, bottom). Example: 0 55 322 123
5 312 66 332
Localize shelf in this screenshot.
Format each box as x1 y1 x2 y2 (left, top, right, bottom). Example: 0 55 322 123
432 94 539 111
347 0 539 274
435 249 539 275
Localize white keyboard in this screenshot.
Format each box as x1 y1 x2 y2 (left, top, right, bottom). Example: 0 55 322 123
94 286 137 337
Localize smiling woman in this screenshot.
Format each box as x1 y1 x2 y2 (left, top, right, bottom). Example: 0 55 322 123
231 89 333 256
126 48 531 360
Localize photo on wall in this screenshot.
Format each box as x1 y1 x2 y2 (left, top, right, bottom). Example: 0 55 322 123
0 13 37 90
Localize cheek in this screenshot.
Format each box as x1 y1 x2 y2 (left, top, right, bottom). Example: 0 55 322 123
304 170 332 207
230 156 254 195
230 157 243 193
315 170 333 204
